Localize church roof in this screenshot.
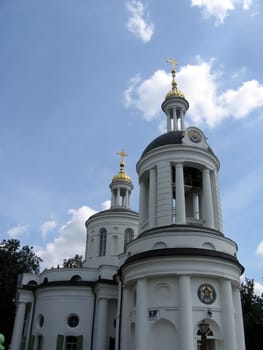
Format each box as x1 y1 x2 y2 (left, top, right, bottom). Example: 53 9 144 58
141 131 184 157
141 131 215 157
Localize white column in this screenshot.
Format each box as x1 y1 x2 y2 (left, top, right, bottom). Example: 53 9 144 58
10 301 27 350
139 180 146 231
167 113 171 132
149 167 157 228
202 168 215 228
115 279 122 350
94 298 108 350
221 280 236 350
120 286 132 350
211 170 223 232
116 188 120 206
111 190 115 207
233 286 246 350
176 163 186 224
173 109 178 130
178 276 194 350
135 279 148 350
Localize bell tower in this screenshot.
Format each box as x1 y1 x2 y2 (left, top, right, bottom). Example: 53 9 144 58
117 60 245 350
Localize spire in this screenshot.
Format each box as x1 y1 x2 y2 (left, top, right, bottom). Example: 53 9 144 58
165 58 187 100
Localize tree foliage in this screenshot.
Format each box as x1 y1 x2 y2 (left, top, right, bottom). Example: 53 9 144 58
63 254 83 268
0 239 42 346
241 277 263 350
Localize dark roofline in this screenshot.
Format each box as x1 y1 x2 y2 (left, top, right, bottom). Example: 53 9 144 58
119 247 244 274
21 278 117 291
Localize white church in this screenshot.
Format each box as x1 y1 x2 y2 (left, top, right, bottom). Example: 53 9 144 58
10 61 246 350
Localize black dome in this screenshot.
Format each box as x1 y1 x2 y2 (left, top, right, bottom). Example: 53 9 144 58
141 131 184 157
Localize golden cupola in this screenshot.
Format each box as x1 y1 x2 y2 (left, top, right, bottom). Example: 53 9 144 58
110 150 133 209
161 58 189 132
112 160 132 184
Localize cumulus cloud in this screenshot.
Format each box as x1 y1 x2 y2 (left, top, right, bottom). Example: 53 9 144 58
101 200 111 210
6 224 28 238
40 219 57 240
256 240 263 256
123 70 170 120
254 281 263 296
37 206 96 268
123 57 263 128
126 0 154 42
191 0 252 24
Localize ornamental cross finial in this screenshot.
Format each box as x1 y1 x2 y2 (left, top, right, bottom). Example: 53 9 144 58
117 149 128 162
167 58 178 71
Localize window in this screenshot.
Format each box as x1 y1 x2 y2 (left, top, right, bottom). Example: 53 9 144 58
196 329 215 350
124 228 134 251
67 314 79 328
65 336 77 350
99 228 107 256
71 275 81 282
38 314 44 328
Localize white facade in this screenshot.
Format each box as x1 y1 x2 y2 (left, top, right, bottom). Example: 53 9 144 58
10 72 245 350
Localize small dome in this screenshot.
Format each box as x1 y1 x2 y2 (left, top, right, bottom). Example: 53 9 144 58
112 161 132 183
165 86 186 100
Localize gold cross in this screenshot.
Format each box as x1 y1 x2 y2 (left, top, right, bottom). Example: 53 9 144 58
117 149 128 162
167 58 178 71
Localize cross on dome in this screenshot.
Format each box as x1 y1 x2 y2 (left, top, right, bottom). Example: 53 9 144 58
165 57 186 100
117 149 128 163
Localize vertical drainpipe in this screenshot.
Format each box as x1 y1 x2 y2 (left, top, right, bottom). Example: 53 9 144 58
90 283 97 350
117 270 123 350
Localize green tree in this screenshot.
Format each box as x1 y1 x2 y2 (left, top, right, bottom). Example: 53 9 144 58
0 239 42 346
241 277 263 350
63 254 83 268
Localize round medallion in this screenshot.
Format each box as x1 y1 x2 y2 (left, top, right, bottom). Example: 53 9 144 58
198 284 216 304
188 130 202 143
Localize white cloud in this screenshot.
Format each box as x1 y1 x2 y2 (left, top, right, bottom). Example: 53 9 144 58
101 200 111 210
6 224 28 238
123 70 170 120
37 206 96 268
40 219 57 240
256 240 263 256
126 0 154 42
191 0 252 24
254 281 263 296
124 57 263 128
220 80 263 118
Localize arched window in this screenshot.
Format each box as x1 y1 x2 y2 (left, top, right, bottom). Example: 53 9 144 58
196 328 215 350
99 228 107 256
124 228 134 251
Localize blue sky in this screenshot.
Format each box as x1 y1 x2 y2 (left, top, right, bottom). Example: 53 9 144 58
0 0 262 293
